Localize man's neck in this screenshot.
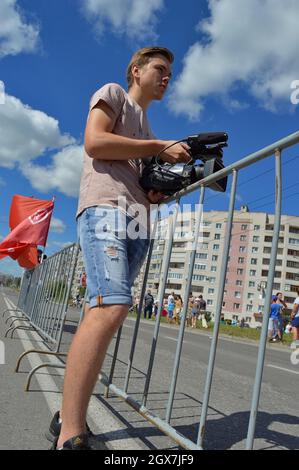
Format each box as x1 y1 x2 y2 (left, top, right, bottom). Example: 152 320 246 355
128 87 151 111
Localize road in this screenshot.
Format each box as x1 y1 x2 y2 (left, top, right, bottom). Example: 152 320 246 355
0 288 298 450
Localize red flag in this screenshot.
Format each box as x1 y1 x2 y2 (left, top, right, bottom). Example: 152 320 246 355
0 195 54 268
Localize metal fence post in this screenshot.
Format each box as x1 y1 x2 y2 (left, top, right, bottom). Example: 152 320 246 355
197 169 238 447
246 149 282 449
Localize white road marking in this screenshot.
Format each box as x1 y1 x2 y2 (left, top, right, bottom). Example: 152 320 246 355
266 364 299 375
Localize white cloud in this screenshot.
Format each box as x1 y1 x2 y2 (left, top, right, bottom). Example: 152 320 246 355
50 217 66 234
169 0 299 120
21 145 84 198
0 94 74 169
0 93 82 198
0 0 40 58
81 0 164 40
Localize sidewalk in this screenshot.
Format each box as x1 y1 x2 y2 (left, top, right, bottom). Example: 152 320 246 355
0 289 144 450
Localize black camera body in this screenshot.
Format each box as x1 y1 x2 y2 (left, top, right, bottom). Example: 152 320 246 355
139 132 228 196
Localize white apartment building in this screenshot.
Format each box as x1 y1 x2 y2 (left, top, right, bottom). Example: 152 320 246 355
134 206 299 327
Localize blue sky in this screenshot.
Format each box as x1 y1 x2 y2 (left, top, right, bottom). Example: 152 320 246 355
0 0 298 276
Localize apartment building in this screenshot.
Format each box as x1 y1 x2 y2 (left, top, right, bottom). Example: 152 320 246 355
134 206 299 327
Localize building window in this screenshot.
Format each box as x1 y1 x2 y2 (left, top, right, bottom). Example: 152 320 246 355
233 303 240 309
253 236 259 243
240 235 247 241
235 291 241 298
247 293 254 299
195 264 206 270
238 257 245 264
249 281 255 287
241 224 248 230
196 253 208 259
236 280 243 286
288 248 299 256
252 247 259 253
289 226 299 234
239 246 246 253
262 270 282 278
246 316 252 322
216 223 222 229
254 225 260 231
214 233 221 240
251 258 257 265
289 238 299 245
237 268 244 275
208 288 214 294
213 244 220 250
285 296 296 304
246 305 253 312
212 255 218 261
211 266 217 272
207 299 213 306
250 270 256 276
198 242 209 250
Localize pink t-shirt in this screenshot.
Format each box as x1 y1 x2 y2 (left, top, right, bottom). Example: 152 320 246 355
77 83 154 221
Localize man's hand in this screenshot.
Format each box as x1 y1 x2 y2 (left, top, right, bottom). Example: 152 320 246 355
159 141 191 164
147 190 168 204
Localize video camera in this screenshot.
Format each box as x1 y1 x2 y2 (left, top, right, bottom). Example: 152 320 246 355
139 132 228 196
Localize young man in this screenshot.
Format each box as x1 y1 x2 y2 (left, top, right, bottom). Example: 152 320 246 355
47 46 190 450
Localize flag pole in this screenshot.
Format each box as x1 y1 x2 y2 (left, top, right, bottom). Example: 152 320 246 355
39 196 55 264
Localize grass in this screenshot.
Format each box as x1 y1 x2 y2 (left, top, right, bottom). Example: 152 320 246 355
128 309 294 345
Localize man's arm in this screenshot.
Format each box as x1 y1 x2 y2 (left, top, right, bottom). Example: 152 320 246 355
84 101 190 164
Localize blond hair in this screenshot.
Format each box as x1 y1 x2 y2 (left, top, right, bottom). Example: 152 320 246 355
126 46 174 89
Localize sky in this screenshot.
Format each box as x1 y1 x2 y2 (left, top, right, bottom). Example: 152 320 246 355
0 0 299 276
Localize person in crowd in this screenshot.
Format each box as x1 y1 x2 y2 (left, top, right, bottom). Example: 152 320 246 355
290 290 299 346
144 290 154 319
268 295 283 342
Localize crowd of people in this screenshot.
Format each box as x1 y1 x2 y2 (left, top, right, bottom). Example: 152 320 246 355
142 290 208 328
268 290 299 345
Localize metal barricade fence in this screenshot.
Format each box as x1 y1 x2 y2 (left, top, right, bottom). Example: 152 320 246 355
4 244 80 388
2 268 34 323
96 130 299 450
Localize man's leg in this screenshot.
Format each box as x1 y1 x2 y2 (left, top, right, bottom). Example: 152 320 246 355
57 303 128 448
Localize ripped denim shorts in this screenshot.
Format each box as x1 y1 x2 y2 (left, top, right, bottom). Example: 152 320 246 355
77 206 150 308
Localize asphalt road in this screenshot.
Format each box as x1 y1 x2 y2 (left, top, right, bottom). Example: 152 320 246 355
1 288 298 450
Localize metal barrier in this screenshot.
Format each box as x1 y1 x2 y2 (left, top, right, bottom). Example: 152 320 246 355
2 268 34 324
97 130 299 450
5 244 80 389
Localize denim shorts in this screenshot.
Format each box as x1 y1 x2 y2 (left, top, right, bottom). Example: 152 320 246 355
77 206 150 308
